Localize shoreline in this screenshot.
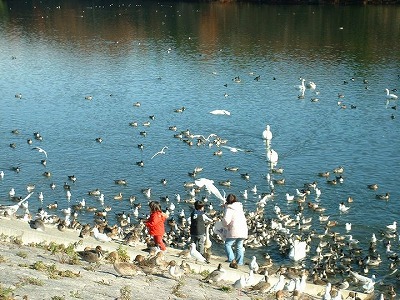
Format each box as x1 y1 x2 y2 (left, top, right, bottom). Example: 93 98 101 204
0 217 371 300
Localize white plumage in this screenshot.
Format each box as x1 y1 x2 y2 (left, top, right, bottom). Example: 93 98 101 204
189 243 208 263
92 227 112 242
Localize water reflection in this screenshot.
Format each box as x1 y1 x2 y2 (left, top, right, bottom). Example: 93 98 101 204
1 1 399 63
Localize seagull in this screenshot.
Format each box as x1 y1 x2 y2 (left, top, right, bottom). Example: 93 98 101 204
386 221 397 232
92 226 112 242
151 146 168 159
233 275 246 296
249 256 259 273
221 145 245 153
339 202 350 213
0 192 33 216
32 146 48 158
195 178 225 204
269 274 286 293
189 243 208 263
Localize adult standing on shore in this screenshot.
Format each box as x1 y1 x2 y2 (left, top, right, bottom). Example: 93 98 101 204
222 193 248 266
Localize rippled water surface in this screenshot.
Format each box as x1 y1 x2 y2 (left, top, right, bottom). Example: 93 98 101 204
0 1 399 296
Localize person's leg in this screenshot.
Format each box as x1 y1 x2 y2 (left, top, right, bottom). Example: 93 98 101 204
198 234 206 255
235 238 245 265
153 235 166 250
224 238 235 262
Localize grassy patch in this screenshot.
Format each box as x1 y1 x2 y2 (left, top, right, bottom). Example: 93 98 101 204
0 255 6 263
219 285 232 293
30 260 80 279
119 286 131 300
19 276 44 286
0 284 14 300
171 281 187 298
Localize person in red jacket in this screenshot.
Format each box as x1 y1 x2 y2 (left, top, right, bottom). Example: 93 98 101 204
145 201 167 251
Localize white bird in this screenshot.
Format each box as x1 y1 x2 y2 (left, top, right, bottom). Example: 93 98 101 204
385 88 398 100
151 146 168 159
249 256 259 273
262 124 273 141
245 270 256 287
92 226 112 242
296 274 307 293
295 78 306 92
0 192 33 216
386 221 397 232
38 192 44 202
233 275 246 295
221 145 245 153
209 109 231 115
189 243 208 263
306 81 317 89
269 274 285 293
241 189 248 200
195 178 225 204
339 202 350 213
266 148 278 164
66 190 72 200
251 185 257 194
315 187 322 198
284 278 296 292
322 282 332 300
9 188 15 197
288 239 307 261
345 222 352 231
285 193 294 201
32 146 48 158
0 171 4 179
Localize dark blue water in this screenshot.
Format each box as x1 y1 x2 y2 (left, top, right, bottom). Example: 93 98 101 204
0 1 399 296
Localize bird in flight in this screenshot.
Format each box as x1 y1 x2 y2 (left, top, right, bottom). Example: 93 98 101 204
32 147 48 158
151 146 168 159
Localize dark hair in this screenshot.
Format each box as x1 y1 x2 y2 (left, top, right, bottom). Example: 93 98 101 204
149 201 162 213
194 200 205 210
226 194 237 205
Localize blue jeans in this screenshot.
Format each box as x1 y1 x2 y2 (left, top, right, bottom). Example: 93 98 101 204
224 238 245 265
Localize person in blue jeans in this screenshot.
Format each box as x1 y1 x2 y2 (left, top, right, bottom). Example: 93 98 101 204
222 193 248 266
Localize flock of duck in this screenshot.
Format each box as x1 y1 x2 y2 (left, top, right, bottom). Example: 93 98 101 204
1 77 398 300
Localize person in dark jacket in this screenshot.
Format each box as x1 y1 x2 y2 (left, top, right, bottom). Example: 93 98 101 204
190 200 212 255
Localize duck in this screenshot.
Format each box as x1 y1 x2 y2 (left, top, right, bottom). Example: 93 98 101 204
203 263 226 283
77 246 103 263
376 192 390 200
367 183 379 190
112 251 143 277
168 260 185 280
114 179 127 185
114 192 123 201
88 189 101 196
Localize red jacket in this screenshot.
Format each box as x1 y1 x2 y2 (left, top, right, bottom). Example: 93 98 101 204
145 211 166 236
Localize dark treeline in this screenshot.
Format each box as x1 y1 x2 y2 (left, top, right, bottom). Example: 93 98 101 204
4 0 400 7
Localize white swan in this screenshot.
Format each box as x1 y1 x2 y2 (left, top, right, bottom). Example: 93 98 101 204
295 79 306 92
385 89 398 100
262 124 272 141
288 239 307 261
266 148 278 164
209 109 231 115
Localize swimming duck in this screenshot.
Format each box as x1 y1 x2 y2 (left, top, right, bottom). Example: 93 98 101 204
367 184 378 190
376 192 390 200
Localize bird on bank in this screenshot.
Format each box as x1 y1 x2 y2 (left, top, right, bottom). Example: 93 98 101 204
92 227 112 242
0 192 33 216
189 243 209 263
203 263 226 283
168 260 185 280
77 246 103 264
112 251 143 277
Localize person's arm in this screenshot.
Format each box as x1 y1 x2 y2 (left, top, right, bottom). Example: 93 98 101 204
222 207 232 227
203 213 213 223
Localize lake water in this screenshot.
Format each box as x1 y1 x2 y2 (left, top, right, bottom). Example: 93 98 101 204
0 0 399 295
